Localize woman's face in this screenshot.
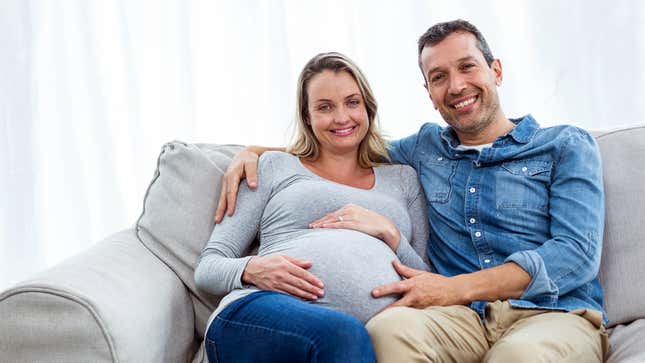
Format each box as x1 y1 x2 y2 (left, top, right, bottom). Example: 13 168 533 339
306 70 369 157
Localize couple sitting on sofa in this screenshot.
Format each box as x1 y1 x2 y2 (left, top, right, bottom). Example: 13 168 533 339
195 20 607 363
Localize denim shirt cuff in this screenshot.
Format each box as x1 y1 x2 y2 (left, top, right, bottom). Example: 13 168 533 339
505 250 559 305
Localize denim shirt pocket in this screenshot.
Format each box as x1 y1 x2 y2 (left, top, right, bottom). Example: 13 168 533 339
496 159 553 210
419 154 457 204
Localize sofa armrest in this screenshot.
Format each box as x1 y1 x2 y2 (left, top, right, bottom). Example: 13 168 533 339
0 229 197 363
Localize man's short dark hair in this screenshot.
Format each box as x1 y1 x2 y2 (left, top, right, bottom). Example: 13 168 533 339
417 19 495 83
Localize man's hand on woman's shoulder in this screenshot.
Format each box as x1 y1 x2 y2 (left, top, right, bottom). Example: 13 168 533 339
215 145 284 223
215 148 261 223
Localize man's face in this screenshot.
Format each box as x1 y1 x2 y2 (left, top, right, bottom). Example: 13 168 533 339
420 32 503 136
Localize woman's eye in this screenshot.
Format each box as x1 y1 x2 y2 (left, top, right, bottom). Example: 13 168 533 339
348 99 360 107
318 104 330 111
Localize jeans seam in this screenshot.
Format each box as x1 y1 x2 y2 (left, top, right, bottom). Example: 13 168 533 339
213 315 317 347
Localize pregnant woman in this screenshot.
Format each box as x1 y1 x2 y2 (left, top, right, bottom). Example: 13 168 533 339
195 52 429 363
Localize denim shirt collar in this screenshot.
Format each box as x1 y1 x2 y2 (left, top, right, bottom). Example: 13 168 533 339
506 114 540 144
439 114 540 151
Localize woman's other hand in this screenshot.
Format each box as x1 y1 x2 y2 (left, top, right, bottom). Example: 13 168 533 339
242 255 325 300
309 204 401 251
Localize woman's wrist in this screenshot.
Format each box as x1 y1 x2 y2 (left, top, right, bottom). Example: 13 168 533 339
241 256 257 284
380 223 401 251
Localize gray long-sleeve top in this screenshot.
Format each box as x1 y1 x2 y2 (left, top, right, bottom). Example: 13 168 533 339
195 151 430 324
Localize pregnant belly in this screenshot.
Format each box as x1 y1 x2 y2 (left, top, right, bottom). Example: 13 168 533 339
262 229 403 323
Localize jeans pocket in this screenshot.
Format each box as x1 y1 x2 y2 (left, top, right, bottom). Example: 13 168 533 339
205 338 219 363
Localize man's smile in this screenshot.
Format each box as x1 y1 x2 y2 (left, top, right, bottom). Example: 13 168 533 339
449 94 479 111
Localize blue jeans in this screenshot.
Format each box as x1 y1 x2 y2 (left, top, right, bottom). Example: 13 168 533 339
205 291 376 363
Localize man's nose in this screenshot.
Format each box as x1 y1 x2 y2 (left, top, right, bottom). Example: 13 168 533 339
448 73 467 95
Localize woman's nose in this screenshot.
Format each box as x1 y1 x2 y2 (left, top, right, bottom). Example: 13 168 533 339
333 107 351 124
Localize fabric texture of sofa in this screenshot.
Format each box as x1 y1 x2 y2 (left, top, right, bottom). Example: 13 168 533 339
1 126 644 362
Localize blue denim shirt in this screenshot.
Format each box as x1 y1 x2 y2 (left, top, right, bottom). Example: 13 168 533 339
389 115 606 323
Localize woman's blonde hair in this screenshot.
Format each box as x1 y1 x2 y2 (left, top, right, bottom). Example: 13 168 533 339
287 52 389 167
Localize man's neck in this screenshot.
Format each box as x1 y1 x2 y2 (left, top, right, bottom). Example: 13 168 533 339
457 116 515 146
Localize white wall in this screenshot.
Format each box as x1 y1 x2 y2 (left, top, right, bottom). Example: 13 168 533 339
2 0 644 290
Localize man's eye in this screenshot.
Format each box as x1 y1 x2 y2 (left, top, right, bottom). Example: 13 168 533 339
462 63 475 70
430 74 444 83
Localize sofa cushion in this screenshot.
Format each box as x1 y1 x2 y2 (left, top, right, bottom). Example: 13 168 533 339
595 126 645 327
606 319 645 362
136 142 246 337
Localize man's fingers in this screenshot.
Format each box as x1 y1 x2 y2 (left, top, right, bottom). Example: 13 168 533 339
245 160 258 189
372 280 408 298
385 294 414 309
225 176 241 216
214 182 228 223
392 260 423 278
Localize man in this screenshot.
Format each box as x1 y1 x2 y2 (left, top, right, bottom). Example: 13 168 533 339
215 19 607 362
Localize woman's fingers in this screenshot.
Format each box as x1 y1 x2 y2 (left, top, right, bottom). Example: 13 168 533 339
283 256 324 289
279 271 324 299
312 207 361 229
310 213 341 227
244 255 325 300
275 284 319 301
310 206 356 227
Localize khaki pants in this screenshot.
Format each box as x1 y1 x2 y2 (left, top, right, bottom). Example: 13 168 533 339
365 301 608 363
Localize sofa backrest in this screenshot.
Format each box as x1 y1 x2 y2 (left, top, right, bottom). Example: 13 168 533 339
595 126 645 327
136 126 645 337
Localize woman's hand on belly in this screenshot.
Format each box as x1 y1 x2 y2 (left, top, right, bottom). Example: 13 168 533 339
242 254 325 300
309 203 401 251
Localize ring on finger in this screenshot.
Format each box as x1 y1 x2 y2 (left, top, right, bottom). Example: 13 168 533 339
337 215 344 222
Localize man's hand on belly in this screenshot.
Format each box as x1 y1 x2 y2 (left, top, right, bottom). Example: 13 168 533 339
371 261 532 309
371 260 470 309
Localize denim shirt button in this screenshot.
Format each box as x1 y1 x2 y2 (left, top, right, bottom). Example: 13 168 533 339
469 187 476 193
475 231 482 238
469 218 476 224
521 166 528 172
484 259 491 264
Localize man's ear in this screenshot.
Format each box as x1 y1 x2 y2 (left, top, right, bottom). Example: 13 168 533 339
492 59 503 86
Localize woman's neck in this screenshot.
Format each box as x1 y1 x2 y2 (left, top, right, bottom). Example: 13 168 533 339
301 149 374 189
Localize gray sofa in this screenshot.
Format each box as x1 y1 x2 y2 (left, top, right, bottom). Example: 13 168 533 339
1 126 644 362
